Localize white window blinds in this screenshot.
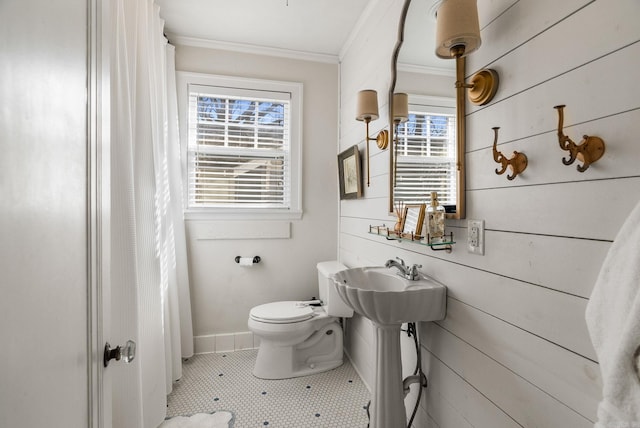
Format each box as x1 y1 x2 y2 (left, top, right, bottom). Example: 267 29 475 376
187 85 292 209
395 111 457 207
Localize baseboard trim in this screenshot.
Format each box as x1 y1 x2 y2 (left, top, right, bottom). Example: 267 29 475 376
194 331 259 354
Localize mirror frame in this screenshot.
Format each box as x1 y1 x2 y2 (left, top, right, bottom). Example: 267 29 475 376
388 0 466 219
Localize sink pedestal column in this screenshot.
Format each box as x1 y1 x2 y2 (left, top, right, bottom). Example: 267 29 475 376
370 323 406 428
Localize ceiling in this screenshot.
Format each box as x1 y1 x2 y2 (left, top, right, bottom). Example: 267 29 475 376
156 0 372 59
156 0 451 71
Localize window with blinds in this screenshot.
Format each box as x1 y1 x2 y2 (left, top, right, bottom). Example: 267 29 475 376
180 76 302 219
395 110 457 208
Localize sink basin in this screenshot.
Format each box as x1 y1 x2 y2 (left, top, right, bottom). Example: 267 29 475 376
331 266 446 325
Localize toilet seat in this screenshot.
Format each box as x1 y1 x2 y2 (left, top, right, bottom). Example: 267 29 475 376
250 301 315 324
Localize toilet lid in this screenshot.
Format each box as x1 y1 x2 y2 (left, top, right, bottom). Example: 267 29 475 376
250 301 315 323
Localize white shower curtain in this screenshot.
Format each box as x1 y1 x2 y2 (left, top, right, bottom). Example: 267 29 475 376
111 1 193 427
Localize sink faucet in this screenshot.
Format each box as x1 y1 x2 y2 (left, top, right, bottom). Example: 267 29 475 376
385 257 422 281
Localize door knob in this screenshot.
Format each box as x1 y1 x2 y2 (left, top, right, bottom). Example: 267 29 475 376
103 340 136 367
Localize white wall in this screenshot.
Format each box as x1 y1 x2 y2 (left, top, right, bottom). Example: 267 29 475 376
339 0 640 426
0 1 90 426
173 45 340 351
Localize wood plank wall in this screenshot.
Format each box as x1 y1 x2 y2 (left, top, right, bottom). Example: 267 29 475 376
338 0 640 426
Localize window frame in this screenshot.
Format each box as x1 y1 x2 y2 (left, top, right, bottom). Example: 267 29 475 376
177 72 303 220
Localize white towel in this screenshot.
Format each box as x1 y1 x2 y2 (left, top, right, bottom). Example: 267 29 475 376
586 199 640 427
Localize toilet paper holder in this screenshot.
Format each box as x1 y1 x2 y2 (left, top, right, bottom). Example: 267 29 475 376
235 256 261 264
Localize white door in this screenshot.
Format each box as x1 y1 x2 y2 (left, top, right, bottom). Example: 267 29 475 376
0 0 103 427
2 1 166 427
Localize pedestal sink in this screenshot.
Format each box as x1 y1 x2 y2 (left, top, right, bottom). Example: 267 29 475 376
331 266 446 428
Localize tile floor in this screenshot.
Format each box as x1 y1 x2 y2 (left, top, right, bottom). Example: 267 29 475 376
166 349 371 427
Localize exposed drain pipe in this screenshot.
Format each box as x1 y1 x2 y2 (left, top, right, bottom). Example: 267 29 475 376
403 322 427 427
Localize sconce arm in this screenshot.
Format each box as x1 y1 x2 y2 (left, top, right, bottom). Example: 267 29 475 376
455 81 474 89
365 119 371 186
362 118 390 187
454 69 500 106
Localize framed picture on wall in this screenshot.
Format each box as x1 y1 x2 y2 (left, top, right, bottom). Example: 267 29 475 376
338 145 362 199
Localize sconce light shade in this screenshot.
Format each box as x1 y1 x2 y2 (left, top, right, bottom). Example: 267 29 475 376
356 89 379 121
435 0 481 59
393 93 409 123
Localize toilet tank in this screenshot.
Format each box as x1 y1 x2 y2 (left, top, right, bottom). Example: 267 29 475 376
317 261 353 318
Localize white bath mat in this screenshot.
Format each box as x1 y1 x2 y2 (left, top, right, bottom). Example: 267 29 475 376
159 411 234 428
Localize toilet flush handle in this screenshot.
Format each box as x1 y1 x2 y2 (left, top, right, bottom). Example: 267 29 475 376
296 300 322 307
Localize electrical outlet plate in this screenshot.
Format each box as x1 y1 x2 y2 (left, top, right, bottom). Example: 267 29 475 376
467 219 485 255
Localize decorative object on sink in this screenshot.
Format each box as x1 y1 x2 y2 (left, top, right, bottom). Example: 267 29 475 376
355 89 389 187
330 262 446 428
337 145 363 199
423 191 454 252
400 203 425 238
393 200 404 234
554 104 606 172
425 192 445 243
491 127 528 180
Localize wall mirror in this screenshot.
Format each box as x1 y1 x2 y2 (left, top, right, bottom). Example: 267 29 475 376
389 0 466 219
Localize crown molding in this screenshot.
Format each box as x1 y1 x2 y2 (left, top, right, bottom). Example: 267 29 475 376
397 62 455 77
167 34 339 64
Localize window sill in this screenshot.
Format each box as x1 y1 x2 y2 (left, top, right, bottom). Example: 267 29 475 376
184 208 303 221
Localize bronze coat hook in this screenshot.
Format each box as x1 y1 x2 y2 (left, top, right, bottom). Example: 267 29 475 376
492 127 527 180
554 105 605 172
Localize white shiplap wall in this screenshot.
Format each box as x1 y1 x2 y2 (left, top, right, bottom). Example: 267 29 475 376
339 0 640 426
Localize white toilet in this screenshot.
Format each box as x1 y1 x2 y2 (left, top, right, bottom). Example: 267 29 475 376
248 261 353 379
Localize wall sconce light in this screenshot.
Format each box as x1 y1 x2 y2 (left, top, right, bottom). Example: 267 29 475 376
391 93 409 182
393 92 409 125
435 0 499 106
356 89 389 186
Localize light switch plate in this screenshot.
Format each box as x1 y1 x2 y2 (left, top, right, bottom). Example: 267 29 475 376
467 219 485 255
